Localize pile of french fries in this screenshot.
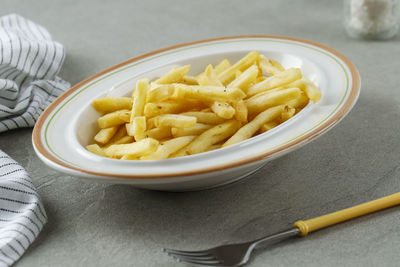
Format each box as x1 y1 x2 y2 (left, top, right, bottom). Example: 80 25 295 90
86 51 321 160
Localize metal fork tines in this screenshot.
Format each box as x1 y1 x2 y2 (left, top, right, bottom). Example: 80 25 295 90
163 228 300 267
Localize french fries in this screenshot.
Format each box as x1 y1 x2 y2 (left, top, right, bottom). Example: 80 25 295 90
228 64 259 92
92 97 132 113
258 55 283 76
86 144 106 156
111 135 134 145
131 79 148 117
155 114 197 128
197 65 223 86
87 51 321 160
105 138 159 158
210 101 235 119
214 59 231 74
223 105 285 147
281 105 296 122
172 84 246 102
145 127 172 140
270 59 285 72
233 100 248 123
289 77 322 102
146 84 174 103
98 109 130 128
246 87 301 115
259 121 279 133
247 68 302 97
218 51 259 85
141 136 196 160
186 120 242 154
155 65 190 84
287 91 310 109
130 116 147 141
171 123 213 137
179 111 227 125
104 126 131 146
94 126 119 144
182 75 199 85
144 101 189 117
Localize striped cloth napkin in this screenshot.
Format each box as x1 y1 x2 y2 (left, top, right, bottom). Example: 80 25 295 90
0 14 69 266
0 151 47 267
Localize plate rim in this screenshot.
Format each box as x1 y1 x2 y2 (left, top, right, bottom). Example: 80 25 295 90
32 35 360 179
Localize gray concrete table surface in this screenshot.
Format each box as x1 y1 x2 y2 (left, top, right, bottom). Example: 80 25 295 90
1 0 400 266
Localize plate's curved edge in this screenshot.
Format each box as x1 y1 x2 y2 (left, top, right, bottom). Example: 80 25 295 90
32 35 361 179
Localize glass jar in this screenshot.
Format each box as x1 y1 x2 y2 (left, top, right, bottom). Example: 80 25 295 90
344 0 399 39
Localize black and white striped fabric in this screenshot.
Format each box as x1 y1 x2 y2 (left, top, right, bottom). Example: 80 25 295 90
0 13 69 132
0 151 47 267
0 14 70 266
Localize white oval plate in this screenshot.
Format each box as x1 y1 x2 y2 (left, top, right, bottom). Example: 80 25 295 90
32 36 360 191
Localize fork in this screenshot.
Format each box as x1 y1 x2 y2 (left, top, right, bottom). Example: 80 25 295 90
163 192 400 266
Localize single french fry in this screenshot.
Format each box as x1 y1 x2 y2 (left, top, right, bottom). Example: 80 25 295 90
98 109 130 128
171 123 213 137
228 64 259 92
131 79 149 118
118 110 131 122
121 154 139 160
281 105 296 122
197 65 223 86
223 105 285 147
94 126 119 144
252 85 289 95
182 75 199 85
207 64 224 85
205 143 222 152
103 126 129 147
111 135 134 145
247 68 302 97
233 100 248 123
144 100 202 118
290 77 321 102
147 117 157 130
214 59 231 75
179 111 227 124
246 87 301 115
235 70 242 78
258 55 282 76
259 121 280 133
255 76 266 83
169 146 189 158
125 124 134 136
127 116 146 141
186 120 241 154
146 83 174 103
144 102 182 118
270 59 285 71
86 144 106 156
218 51 259 85
287 91 310 109
155 114 197 128
141 136 196 160
144 127 172 140
172 84 246 102
211 101 235 119
105 138 159 157
155 65 190 84
92 97 132 113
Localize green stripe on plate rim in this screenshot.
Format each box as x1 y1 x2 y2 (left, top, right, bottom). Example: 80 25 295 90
44 37 350 169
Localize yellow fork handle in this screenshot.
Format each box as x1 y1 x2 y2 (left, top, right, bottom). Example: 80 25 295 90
294 192 400 236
